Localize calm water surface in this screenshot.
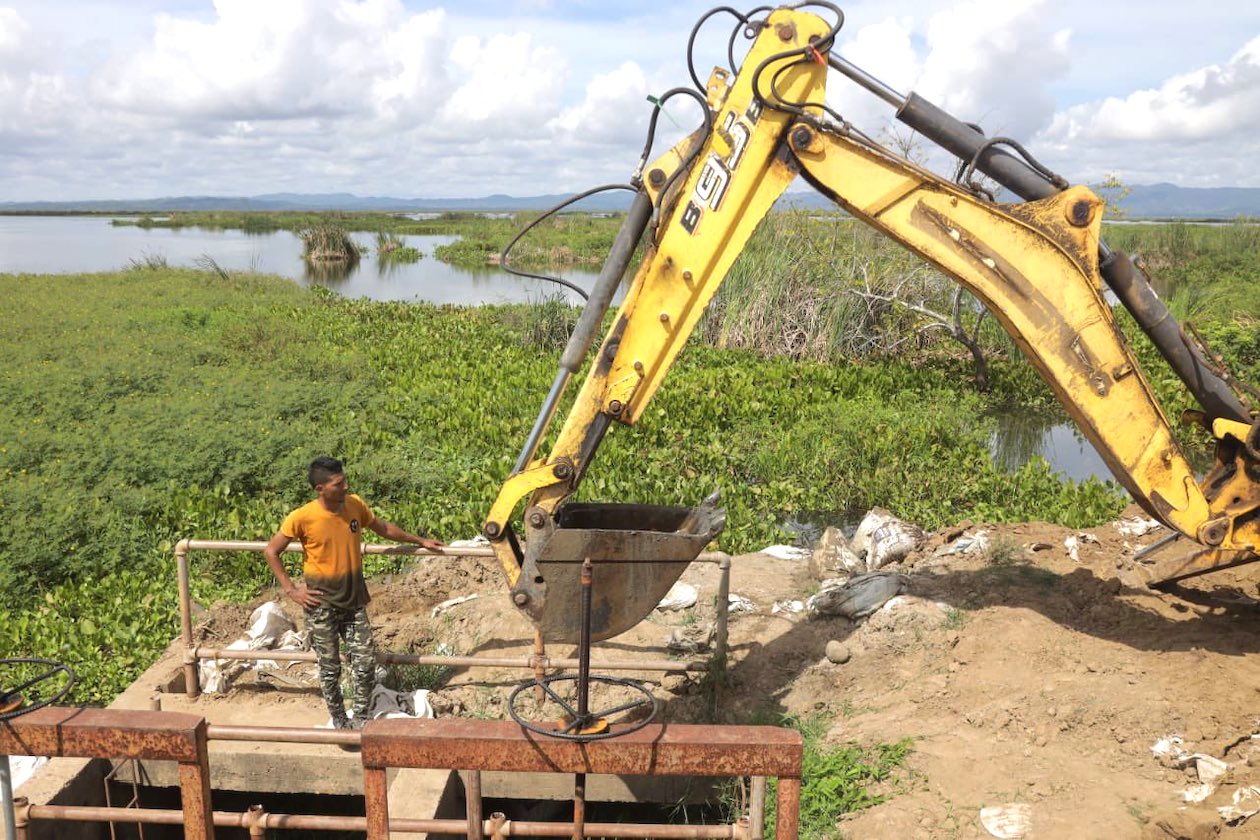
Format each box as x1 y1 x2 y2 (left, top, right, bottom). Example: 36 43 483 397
0 215 599 305
988 411 1112 484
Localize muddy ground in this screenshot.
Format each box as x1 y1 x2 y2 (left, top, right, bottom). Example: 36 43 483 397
200 506 1260 839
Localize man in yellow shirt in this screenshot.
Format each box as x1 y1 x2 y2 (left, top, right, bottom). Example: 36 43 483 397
264 456 444 730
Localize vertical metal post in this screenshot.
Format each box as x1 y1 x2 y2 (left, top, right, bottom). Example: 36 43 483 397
176 543 200 698
577 559 593 726
773 777 801 840
1 755 15 840
572 772 586 840
10 798 24 840
462 770 483 839
176 732 215 840
573 558 593 840
246 805 266 839
749 777 766 840
714 554 731 667
532 630 547 705
363 766 390 840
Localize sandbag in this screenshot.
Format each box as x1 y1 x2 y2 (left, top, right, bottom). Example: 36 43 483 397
807 572 907 619
852 508 924 570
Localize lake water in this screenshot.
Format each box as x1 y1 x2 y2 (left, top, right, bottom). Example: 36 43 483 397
988 412 1112 483
0 215 599 305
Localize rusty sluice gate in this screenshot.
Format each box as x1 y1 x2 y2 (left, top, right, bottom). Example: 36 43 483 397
3 707 803 839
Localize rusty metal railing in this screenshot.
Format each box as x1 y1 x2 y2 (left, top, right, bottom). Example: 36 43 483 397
174 539 732 698
4 708 801 839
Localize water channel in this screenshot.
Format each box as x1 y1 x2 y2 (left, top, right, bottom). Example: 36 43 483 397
2 214 1124 484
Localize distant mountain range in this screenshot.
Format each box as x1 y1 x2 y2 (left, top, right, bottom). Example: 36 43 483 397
0 191 635 213
4 183 1260 218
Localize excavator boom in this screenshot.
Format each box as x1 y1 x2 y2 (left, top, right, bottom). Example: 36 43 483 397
484 5 1260 642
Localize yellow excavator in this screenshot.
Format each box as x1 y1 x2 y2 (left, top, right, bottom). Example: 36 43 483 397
483 2 1260 644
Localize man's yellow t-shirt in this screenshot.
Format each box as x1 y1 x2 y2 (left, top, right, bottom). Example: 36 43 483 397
280 494 375 610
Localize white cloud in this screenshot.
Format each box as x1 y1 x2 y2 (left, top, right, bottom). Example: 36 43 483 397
0 7 81 147
0 6 30 56
3 0 1260 200
1034 34 1260 186
548 61 648 142
828 1 1069 143
93 0 440 121
438 31 564 125
828 15 919 130
1042 35 1260 143
908 0 1068 140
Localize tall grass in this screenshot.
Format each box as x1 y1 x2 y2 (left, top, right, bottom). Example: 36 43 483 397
127 251 169 271
299 225 360 263
375 231 422 263
523 293 578 349
699 213 995 364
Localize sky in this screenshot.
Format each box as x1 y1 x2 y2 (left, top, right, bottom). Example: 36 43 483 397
3 0 1260 202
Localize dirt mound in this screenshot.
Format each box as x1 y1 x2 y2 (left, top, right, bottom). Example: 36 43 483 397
213 509 1260 838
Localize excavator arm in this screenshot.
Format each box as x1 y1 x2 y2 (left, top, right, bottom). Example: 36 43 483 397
484 6 1260 642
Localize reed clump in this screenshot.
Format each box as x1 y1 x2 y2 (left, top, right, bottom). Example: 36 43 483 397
300 225 360 263
375 231 421 263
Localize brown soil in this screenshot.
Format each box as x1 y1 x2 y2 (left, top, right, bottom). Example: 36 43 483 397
210 507 1260 839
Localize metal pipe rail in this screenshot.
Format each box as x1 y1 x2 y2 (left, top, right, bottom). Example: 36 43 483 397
17 802 750 839
191 647 710 674
174 539 732 697
3 708 795 840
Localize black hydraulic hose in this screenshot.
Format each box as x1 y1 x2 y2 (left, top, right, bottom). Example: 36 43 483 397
498 183 640 302
1102 250 1248 424
894 92 1060 202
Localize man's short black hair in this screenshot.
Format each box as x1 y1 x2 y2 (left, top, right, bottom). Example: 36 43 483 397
308 456 344 488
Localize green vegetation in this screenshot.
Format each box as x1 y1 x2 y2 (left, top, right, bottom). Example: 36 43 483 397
701 213 940 362
0 264 1126 704
381 648 455 693
985 535 1023 567
1 213 1257 715
760 714 911 838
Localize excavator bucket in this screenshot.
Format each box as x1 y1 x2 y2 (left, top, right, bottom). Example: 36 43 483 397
517 496 726 643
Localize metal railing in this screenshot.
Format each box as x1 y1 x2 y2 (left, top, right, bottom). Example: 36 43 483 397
4 708 801 839
174 539 732 698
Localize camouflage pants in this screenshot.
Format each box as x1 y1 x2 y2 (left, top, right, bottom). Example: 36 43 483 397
306 604 376 720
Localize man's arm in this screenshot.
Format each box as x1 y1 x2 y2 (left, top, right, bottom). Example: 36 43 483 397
368 518 445 553
263 530 323 609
